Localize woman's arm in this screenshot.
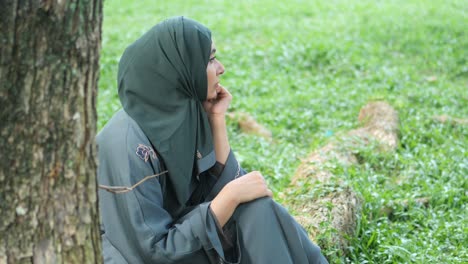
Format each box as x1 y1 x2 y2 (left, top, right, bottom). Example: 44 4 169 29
210 171 272 226
203 85 232 164
209 114 230 165
203 86 272 227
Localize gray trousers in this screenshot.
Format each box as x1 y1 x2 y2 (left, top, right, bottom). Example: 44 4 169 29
232 197 329 264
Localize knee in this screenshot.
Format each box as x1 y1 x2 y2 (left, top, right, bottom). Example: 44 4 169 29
309 243 322 258
307 243 328 263
233 197 275 223
238 197 274 214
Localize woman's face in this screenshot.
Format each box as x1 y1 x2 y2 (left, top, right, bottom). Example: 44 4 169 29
206 43 225 100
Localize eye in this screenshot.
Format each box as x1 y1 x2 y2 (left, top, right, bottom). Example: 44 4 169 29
209 56 216 63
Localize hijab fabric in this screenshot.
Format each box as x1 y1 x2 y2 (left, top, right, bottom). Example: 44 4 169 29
118 17 215 217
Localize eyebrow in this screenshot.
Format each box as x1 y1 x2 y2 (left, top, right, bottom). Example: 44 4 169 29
210 48 217 55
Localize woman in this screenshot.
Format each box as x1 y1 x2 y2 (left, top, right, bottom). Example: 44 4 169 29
98 16 328 264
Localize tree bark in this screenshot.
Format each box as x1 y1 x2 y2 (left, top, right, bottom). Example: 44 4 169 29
0 1 102 263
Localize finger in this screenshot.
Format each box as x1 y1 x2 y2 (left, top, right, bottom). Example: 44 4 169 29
217 85 231 96
266 189 273 197
217 84 226 91
215 89 228 99
252 170 262 177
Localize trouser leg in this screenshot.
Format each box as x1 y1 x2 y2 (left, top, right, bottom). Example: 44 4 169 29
233 197 328 264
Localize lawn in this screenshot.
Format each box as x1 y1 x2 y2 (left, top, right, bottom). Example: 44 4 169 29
97 0 467 263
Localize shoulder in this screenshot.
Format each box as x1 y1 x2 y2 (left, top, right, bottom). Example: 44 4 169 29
97 110 161 175
97 109 129 147
97 110 151 153
97 110 163 192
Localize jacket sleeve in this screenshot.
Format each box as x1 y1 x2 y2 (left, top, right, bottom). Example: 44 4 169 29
98 118 234 263
206 150 247 201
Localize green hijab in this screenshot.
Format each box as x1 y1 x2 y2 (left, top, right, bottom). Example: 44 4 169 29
118 17 215 217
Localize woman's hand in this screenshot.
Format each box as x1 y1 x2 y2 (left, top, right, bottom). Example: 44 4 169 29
225 171 273 204
210 171 273 227
203 85 232 117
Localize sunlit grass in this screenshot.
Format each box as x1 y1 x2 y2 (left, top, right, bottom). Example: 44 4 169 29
98 0 467 262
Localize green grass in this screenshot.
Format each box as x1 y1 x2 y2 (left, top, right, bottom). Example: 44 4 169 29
98 0 467 263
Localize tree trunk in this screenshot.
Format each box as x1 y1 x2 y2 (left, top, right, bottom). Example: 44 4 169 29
0 1 103 263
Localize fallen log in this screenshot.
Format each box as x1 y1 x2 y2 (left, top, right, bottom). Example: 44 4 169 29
379 197 431 219
286 101 400 259
432 115 468 126
227 112 273 140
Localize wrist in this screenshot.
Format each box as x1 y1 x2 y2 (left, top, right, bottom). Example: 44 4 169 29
211 184 239 227
208 113 226 121
208 114 227 129
222 183 240 207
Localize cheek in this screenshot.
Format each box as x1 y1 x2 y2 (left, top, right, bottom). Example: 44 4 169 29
207 66 216 82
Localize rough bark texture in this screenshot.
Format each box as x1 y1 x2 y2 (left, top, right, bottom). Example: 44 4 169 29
0 1 103 263
287 101 399 259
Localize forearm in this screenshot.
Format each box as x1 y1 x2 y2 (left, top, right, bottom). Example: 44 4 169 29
209 171 273 227
210 185 238 227
209 114 230 164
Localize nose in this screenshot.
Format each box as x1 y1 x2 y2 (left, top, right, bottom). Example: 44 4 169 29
216 61 225 76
